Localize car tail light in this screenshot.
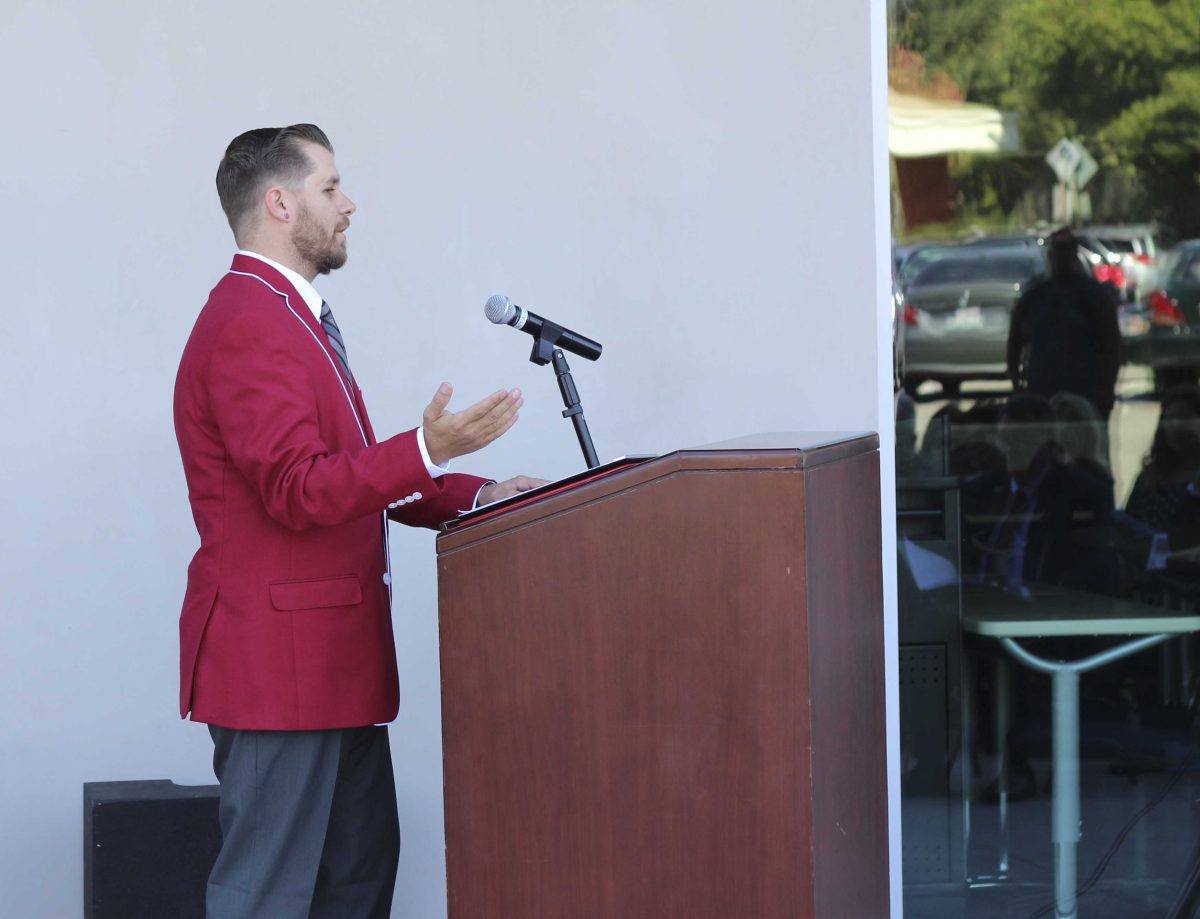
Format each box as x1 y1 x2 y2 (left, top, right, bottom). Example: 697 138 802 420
1149 289 1186 326
903 301 919 326
1135 253 1154 265
1094 264 1128 291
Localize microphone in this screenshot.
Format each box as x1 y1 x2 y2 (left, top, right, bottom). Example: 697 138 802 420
484 295 603 362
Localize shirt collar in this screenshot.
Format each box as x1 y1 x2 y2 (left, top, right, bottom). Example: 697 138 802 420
236 250 323 321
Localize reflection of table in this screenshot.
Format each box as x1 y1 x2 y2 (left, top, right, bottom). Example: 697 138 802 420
963 585 1200 919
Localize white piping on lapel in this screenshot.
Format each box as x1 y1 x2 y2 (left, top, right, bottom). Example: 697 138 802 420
227 268 393 601
228 269 368 447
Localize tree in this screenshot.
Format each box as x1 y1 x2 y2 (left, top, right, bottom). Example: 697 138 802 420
891 0 1014 102
1101 67 1200 225
997 0 1198 148
996 0 1200 229
892 0 1200 230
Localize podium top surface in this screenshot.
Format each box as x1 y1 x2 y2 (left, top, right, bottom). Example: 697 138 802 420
685 431 877 458
437 431 878 550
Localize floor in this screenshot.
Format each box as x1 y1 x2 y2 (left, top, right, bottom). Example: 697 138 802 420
904 757 1200 918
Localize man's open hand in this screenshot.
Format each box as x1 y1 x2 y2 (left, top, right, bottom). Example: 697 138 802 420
422 383 523 466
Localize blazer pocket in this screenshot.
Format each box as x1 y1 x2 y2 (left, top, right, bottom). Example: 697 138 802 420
269 575 363 611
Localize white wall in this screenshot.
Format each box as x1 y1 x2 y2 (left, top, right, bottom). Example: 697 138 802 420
0 1 897 916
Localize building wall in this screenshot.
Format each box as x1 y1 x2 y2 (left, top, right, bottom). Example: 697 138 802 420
0 2 897 915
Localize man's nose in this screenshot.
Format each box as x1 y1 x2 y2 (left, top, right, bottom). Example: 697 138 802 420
341 194 357 215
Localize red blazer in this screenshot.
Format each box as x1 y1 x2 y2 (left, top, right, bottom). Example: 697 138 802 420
174 254 488 730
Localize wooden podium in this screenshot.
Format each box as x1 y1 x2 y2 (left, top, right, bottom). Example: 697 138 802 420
436 433 889 918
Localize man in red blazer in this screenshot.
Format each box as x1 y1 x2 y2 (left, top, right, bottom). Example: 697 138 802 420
175 124 540 918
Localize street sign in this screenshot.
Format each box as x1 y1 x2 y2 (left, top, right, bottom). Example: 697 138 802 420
1074 144 1099 189
1046 137 1082 183
1047 138 1098 222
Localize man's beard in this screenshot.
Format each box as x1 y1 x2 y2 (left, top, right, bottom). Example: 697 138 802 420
292 204 347 276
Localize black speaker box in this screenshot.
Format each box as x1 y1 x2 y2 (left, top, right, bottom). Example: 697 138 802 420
83 780 221 919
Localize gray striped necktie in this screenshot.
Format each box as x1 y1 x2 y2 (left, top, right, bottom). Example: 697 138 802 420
319 300 352 381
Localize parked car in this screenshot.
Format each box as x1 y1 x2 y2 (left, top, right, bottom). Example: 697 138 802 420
1083 224 1174 300
894 242 939 278
896 243 962 290
1120 239 1200 392
959 232 1045 249
891 277 906 399
1075 233 1130 301
962 230 1127 298
901 247 1048 396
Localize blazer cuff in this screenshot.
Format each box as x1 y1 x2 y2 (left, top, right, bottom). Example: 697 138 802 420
471 481 498 510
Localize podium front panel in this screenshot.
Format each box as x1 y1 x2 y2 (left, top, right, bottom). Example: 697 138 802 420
436 438 887 918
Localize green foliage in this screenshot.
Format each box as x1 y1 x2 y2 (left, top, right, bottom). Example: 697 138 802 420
1102 68 1200 169
892 0 1014 100
892 0 1200 229
998 0 1199 155
1102 67 1200 218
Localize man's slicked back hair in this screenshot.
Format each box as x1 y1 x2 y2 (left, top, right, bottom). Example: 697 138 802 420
216 124 333 239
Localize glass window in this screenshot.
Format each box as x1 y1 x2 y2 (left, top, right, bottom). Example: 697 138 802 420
1180 254 1200 285
911 256 1041 288
891 4 1200 915
898 382 1200 917
1099 237 1137 254
900 246 960 288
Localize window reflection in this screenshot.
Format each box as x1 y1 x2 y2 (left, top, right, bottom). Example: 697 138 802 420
898 369 1200 917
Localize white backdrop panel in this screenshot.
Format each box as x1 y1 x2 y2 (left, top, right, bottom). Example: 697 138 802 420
0 1 894 916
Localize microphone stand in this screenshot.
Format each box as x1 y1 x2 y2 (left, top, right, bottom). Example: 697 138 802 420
527 323 600 469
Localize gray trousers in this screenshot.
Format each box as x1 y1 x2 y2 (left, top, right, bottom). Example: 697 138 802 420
206 724 400 919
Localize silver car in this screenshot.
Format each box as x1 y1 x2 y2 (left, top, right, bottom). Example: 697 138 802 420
901 247 1048 396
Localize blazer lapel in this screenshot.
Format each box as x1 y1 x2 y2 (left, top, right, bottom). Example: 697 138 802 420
228 254 365 432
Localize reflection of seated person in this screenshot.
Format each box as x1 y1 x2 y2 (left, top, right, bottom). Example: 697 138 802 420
955 398 1160 800
894 389 922 477
1050 391 1110 476
946 400 1007 478
958 393 1117 596
894 398 972 479
1126 384 1200 552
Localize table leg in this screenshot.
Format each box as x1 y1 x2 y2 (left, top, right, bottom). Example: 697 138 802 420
1182 633 1193 707
963 649 975 874
1162 641 1174 706
996 632 1174 915
996 657 1011 878
1052 669 1080 919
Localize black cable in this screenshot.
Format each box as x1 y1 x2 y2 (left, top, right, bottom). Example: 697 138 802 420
1020 631 1200 918
1165 836 1200 919
1025 763 1191 919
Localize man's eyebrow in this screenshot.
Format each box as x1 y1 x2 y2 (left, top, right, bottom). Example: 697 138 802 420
325 175 340 187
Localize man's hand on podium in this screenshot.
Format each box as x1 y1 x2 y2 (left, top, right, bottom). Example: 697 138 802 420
478 476 550 506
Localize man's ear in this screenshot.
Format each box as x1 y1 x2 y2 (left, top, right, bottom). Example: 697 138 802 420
263 185 291 224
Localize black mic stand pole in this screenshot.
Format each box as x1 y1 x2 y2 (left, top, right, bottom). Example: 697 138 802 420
528 323 600 469
552 349 600 469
